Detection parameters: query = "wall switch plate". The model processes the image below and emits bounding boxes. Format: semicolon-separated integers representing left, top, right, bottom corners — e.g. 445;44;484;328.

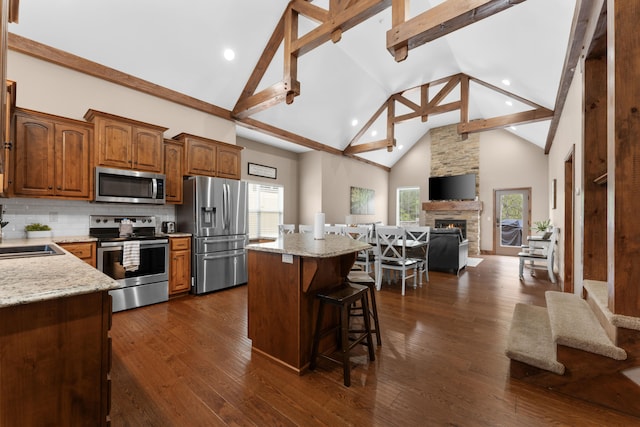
282;254;293;264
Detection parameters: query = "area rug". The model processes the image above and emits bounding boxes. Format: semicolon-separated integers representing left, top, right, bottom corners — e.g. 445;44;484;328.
466;257;483;267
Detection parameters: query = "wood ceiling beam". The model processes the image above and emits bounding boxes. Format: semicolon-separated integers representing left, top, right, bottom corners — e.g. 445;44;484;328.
8;0;18;23
343;139;393;154
233;79;301;120
457;107;553;134
392;93;421;113
394;101;460;123
8;33;233;120
428;74;461;108
544;0;605;153
291;0;392;56
387;0;527;62
236;12;285;103
238;117;343;154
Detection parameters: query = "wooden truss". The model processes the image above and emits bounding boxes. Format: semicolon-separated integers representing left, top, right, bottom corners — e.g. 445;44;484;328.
233;0;392;120
343;73;553;155
387;0;527;62
233;0;527;120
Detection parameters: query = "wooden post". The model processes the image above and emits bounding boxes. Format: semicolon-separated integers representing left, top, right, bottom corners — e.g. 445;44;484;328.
607;0;640;316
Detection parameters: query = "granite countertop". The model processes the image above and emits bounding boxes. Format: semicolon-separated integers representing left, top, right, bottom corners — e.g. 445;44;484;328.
246;233;370;258
0;238;120;308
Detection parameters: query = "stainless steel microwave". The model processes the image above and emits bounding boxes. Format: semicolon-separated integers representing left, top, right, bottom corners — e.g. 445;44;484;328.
94;167;166;204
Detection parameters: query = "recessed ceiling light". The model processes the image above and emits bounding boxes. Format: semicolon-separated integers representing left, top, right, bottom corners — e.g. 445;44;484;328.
510;126;517;131
502;79;511;86
371;130;378;137
351;119;358;127
223;48;235;61
397;145;404;150
505;100;513;106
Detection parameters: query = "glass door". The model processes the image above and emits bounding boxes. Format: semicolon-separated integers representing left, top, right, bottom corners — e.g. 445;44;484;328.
494;189;530;256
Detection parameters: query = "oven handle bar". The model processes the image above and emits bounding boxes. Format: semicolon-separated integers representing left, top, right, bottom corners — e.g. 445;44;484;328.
99;239;169;248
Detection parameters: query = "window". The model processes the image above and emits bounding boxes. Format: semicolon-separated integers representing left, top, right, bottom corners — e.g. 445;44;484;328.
248;182;284;239
397;186;420;226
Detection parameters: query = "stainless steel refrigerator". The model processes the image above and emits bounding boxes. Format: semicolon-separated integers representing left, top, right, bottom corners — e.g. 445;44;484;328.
176;176;248;294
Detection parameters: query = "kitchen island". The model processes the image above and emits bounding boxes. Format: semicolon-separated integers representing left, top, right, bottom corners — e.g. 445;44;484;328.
247;233;370;373
0;239;119;426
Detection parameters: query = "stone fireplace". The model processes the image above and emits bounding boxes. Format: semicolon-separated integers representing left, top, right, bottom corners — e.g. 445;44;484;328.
423;125;481;255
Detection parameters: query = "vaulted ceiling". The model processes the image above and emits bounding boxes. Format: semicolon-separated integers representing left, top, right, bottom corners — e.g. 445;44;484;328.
9;0;577;169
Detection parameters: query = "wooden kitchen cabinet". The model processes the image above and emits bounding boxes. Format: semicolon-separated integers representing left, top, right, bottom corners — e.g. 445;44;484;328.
169;236;191;295
0;80;15;196
0;291;112;426
85;109;167;173
13;108;92;199
174;132;243;180
59;241;97;268
163;139;184;204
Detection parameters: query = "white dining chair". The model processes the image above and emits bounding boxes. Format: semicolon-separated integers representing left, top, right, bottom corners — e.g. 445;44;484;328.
324;225;344;235
404;225;430;285
278;224;295;235
375;226;419;295
298;224;313;234
344;225;372;273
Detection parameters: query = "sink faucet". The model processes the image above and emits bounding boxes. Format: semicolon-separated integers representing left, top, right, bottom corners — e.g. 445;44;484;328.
0;204;7;243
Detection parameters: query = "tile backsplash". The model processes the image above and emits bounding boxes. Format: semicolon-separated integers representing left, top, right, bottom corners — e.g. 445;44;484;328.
0;198;176;239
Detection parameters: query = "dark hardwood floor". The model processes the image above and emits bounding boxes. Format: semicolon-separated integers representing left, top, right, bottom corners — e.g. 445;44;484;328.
110;256;640;426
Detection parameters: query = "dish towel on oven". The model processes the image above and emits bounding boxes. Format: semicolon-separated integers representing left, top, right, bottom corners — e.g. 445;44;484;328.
122;240;140;272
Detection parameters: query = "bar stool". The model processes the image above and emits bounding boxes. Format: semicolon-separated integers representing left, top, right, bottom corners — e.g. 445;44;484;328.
310;284;376;387
347;270;382;346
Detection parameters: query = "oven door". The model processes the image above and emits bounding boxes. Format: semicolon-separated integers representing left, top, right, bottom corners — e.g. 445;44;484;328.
97;239;169;287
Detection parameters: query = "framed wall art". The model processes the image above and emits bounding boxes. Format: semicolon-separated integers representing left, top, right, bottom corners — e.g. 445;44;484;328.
248;162;277;179
350;186;375;215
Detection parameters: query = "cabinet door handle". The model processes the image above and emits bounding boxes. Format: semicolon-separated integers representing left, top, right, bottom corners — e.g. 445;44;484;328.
57;186;61;190
48;186;53;190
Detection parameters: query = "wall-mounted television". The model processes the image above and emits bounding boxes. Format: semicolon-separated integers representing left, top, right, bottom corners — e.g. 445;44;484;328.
428;173;476;201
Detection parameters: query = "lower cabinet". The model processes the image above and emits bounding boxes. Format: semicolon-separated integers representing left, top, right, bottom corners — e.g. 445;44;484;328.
0;291;112;426
169;236;191;295
58;241;96;268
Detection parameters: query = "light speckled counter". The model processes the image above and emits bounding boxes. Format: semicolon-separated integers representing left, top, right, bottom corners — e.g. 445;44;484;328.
246;233;370;257
0;238;120;308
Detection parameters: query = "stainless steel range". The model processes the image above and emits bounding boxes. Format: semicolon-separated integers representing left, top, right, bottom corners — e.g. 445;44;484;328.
89;215;169;312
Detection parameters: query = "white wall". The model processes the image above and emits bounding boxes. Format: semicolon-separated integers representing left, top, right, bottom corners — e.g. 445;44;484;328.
548;68;584;293
388;131;432;225
389;127;549;252
478;129;549;252
238;136;299;225
320;152;389;225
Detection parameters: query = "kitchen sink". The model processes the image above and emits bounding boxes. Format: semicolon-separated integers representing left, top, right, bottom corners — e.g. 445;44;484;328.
0;244;65;260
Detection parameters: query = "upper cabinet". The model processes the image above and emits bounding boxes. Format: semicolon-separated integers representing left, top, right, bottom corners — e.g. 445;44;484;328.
84;109;167;173
13;108;92;199
163;139;184;204
0;80;16;196
173;133;243;180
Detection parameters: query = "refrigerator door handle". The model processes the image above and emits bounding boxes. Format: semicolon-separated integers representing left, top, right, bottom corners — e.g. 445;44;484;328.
222;183;228;230
201;236;246;244
202;250;245;261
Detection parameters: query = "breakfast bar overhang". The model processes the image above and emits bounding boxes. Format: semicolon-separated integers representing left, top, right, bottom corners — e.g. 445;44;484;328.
246;234;370;373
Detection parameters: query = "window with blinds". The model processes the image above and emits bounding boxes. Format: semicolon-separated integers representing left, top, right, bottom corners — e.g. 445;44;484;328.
397;186;420;226
248;182;284;239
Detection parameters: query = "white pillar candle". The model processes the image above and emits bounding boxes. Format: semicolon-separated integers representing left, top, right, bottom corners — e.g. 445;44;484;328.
314;212;325;240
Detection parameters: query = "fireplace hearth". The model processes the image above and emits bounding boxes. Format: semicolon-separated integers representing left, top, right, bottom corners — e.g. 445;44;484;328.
435;219;467;239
